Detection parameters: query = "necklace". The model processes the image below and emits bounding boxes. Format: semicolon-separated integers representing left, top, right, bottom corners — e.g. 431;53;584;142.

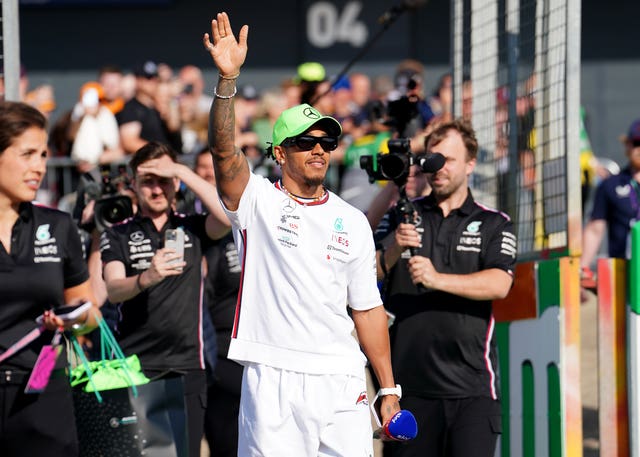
279;181;327;205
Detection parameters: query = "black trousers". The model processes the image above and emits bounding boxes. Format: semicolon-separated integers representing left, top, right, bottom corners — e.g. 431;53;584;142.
145;369;207;457
0;370;79;457
385;396;501;457
204;358;243;457
204;383;240;457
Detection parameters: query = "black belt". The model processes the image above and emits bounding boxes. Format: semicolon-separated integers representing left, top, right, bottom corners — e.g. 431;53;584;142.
0;368;67;385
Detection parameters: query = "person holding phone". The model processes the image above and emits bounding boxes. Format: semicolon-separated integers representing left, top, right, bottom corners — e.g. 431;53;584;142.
204;13;400;456
0;101;101;456
100;140;230;457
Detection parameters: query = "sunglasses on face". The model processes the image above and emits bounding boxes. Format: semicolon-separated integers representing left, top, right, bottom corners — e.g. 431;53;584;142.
282;135;338;152
632;139;640;148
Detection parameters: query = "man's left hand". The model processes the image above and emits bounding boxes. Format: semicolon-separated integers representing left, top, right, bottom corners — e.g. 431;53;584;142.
407;255;439;289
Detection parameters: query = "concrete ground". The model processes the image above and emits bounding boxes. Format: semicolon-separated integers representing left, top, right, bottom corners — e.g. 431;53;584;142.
582;290;600;457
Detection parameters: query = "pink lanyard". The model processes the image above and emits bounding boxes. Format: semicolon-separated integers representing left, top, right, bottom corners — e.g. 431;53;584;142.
0;326;46;365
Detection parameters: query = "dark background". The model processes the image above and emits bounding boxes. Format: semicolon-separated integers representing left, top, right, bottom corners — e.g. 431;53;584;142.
17;0;449;70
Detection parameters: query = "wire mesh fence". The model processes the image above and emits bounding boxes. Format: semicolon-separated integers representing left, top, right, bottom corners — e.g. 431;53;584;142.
451;0;581;261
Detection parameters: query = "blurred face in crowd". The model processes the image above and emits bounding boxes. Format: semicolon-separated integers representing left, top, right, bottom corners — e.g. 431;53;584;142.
427;129;475;200
0;127;48;206
627;140;640;171
99;71;123;102
405;165;430;199
136;75;159;100
349;73;371;108
194;152;216;186
134;160;178;216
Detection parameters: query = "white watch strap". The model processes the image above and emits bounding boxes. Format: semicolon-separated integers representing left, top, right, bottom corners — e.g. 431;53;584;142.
378;384;402;399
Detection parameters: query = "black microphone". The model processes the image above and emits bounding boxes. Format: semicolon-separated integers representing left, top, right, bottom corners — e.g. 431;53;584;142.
378;0;428;25
415;152;445;173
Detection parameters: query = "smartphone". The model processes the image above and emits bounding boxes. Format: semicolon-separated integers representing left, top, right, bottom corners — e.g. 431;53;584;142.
164;228;185;271
36;301;93;324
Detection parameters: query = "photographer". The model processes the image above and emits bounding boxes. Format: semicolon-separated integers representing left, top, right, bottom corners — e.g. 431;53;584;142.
373;119;516;457
72;165;137;337
388;60;436;148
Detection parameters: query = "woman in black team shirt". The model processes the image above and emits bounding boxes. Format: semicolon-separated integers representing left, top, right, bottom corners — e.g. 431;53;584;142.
0;101;101;457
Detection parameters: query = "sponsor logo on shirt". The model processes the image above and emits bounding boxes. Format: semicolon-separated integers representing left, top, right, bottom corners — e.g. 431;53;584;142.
333;218;344;231
500;232;517;258
326;217;351;262
130;231;145;242
457;221;482;253
33;224;61;263
466;221;482;233
36;224;51;241
277;198;300;248
616;184;631;198
127;231;154;260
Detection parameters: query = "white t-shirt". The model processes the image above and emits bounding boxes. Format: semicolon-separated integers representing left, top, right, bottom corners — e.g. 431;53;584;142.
223;173;382;378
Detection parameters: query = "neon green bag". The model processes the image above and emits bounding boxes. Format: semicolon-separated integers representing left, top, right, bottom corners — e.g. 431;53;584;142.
70;317;149;402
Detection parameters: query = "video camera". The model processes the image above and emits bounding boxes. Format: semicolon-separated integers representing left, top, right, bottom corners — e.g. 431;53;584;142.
360;138;445;185
77;164;134;233
359;84;444;243
359;80;444;187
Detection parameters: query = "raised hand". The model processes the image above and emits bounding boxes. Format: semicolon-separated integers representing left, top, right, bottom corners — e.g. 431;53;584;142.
202;12;249;78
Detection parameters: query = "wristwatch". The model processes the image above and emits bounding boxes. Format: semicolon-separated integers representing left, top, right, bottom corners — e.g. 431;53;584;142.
377;384;402;400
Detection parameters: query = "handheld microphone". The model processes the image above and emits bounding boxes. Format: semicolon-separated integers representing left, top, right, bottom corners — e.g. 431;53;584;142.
378;0;429;26
373;409;418;441
370;389;418;442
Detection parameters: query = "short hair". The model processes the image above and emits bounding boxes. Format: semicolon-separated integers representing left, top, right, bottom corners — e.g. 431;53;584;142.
425;118;478;160
0;101;47;153
129;141;178;176
98;65;123;77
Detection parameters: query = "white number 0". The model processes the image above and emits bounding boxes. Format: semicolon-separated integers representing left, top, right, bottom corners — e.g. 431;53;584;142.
307;1;368;48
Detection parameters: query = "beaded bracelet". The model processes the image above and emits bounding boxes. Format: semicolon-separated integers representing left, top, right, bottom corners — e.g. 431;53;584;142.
219;72;240;80
214;86;237;99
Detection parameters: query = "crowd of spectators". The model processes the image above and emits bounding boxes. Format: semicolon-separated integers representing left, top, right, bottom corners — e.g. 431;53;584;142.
3;59;457;214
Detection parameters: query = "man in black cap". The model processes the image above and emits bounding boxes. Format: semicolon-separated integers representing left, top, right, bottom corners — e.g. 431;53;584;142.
387;59;435;140
116;60;182;154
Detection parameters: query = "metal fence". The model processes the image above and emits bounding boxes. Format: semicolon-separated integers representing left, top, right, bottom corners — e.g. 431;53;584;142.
451;0;581;261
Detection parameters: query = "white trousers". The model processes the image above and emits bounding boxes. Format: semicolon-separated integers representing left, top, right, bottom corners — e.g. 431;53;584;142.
238;363;373;457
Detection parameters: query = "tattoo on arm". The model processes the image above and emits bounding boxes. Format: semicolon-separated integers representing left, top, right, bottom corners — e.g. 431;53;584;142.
215;146;246;182
209;79;247;182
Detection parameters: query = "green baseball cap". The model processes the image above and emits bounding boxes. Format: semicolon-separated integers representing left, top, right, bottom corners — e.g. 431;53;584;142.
296;62;326;82
272;104;342;147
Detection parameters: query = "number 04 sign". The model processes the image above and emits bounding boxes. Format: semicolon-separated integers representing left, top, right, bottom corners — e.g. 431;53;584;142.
307;1;368;48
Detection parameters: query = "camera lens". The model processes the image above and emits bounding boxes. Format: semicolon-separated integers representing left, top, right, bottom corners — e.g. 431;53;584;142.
103;200;128;224
94;196;133;232
379;154;410;181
